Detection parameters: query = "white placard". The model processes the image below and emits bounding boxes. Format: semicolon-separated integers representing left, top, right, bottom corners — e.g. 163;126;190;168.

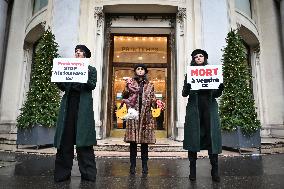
51;58;89;83
187;65;223;90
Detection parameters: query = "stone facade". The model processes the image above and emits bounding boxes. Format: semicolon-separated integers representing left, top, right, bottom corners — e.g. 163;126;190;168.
0;0;283;149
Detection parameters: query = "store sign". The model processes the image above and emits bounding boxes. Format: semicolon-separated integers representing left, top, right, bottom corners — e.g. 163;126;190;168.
51;58;89;83
187;65;223;90
121;47;159;52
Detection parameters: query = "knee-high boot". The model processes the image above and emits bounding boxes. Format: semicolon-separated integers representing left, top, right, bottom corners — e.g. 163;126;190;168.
129;142;137;174
141;144;148;174
188;151;197;181
209;154;220;182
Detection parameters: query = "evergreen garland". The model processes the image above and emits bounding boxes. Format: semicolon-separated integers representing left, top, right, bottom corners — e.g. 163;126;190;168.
17;29;60;129
219;30;261;135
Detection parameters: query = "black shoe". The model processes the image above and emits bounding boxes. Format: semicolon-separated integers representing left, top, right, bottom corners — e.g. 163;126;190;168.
130;164;136;174
211;175;220;182
211;168;220;182
142;162;148;174
54;175;71;182
209;154;220;182
189;174;196;181
81;176;96;182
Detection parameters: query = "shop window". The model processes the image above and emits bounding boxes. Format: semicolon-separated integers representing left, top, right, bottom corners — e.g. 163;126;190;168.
113;36;167;64
235;0;252;18
33;0;48;14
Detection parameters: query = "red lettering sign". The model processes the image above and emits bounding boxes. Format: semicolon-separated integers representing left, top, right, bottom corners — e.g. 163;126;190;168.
191;68;219;76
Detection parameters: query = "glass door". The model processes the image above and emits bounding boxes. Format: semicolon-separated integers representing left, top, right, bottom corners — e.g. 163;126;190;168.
109;35;169;138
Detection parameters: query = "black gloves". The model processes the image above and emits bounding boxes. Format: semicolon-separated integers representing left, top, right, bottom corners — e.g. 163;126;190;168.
71;83;83;92
186;83;191;90
218;83;224;91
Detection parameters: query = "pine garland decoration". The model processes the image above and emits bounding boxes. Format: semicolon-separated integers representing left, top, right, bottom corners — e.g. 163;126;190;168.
219;30;261;135
17;29;60;129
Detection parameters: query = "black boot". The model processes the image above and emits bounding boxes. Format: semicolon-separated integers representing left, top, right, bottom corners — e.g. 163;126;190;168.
188;151;197;181
189;160;196;181
129;142;137;174
209;154;220;182
141;144;148;174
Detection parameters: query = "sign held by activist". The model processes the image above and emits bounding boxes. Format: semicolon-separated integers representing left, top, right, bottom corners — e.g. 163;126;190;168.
51;58;89;83
187;65;223;90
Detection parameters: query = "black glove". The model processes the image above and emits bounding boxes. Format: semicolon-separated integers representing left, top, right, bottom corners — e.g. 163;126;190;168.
218;83;224;91
186;83;191;90
71;83;83;92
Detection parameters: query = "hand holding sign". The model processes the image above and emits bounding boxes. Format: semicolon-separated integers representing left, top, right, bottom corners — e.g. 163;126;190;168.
51;58;89;83
187;65;223;90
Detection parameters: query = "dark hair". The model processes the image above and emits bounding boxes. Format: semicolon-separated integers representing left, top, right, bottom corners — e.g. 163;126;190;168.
190;49;208;66
75;45;91;58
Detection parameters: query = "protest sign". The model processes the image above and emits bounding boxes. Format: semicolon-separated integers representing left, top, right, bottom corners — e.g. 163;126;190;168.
187;65;223;90
51;58;89;83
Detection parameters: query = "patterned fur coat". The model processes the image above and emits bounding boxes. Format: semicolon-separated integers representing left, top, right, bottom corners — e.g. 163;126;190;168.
124;77;157;144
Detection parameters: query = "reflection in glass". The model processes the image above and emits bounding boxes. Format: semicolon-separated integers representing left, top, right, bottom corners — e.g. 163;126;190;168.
112;68;167;131
33;0;48;14
113;36;167;63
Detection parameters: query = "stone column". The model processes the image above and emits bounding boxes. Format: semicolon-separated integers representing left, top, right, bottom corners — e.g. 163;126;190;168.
175;7;187;141
258;0;284;138
0;0;28;149
0;0;9;97
280;0;284;59
93;6;104;139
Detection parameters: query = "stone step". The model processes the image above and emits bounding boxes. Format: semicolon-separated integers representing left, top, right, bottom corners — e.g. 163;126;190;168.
94;144;185;152
95;137;185;152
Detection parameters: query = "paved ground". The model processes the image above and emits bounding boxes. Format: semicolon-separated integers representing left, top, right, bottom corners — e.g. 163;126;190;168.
0;151;284;189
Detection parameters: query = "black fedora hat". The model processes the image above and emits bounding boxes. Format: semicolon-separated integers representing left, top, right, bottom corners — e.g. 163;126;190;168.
191;49;208;59
134;63;148;74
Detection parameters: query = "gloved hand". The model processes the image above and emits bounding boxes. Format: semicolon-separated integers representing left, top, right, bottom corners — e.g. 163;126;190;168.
218;83;224;91
71;83;83;91
186;83;191;90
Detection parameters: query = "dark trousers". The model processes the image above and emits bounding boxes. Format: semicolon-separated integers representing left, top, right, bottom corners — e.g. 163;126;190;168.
198;91;212;149
130;142;148;163
54;93;96;181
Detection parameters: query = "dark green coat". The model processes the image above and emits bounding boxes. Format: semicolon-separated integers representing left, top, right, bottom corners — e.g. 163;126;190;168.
182;75;223;154
54;66;97;149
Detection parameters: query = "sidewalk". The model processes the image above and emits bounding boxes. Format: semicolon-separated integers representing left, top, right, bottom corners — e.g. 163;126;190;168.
1;152;284;189
1;137;284;158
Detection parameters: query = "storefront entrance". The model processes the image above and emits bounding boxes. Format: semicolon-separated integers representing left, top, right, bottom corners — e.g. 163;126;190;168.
108;34;170;138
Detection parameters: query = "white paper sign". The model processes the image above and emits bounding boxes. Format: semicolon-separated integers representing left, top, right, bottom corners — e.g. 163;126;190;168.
51;58;89;83
187;65;223;90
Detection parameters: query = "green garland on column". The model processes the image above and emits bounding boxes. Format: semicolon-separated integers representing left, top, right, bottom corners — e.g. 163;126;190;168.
17;29;60;129
219;30;261;135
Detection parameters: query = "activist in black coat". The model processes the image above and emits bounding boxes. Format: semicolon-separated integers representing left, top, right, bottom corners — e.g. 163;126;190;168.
54;45;97;182
182;49;224;182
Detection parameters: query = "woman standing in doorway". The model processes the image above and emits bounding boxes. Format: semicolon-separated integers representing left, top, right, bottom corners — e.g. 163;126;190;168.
122;63;157;175
182;49;224;182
